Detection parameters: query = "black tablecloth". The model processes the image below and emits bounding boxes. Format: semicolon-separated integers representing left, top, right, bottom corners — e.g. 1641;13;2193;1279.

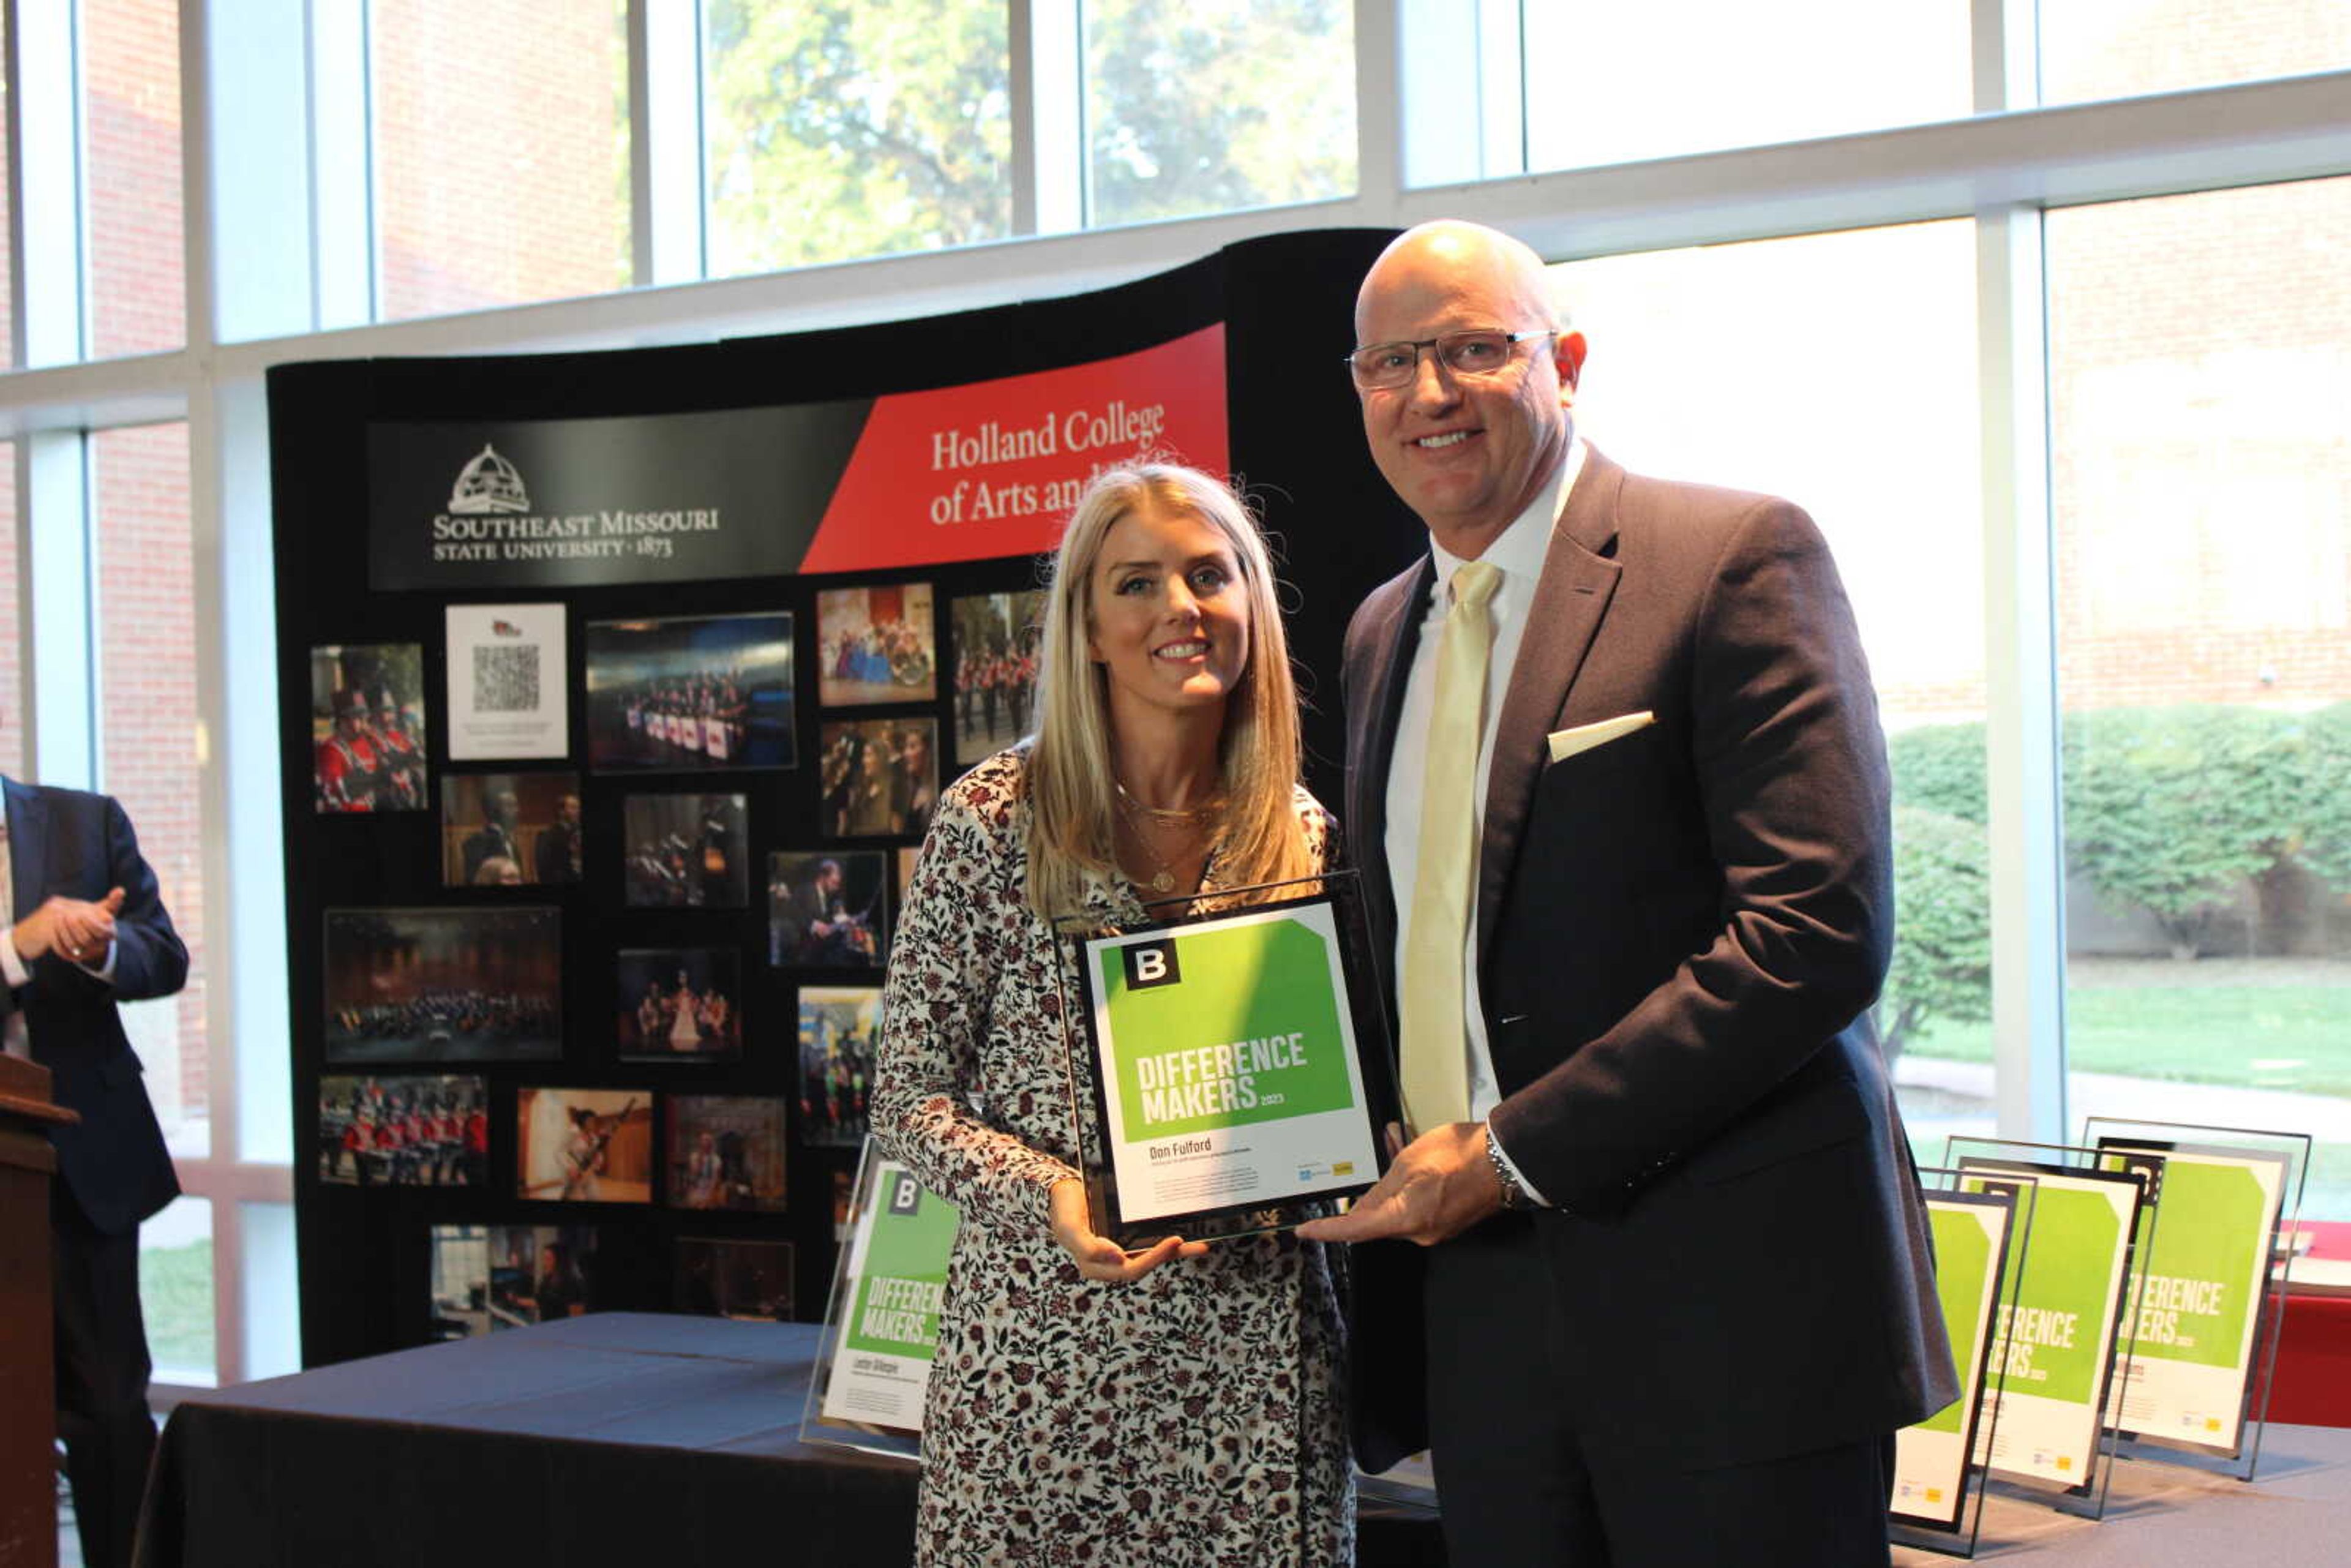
137;1313;1444;1568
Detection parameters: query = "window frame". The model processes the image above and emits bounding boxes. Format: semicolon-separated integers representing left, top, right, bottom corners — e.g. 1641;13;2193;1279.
0;0;2341;1395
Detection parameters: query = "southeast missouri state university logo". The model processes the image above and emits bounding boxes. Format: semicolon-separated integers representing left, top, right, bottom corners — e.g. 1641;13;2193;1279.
448;445;531;515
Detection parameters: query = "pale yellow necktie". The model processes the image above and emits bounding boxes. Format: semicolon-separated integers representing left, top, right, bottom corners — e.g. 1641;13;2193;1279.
1400;560;1500;1136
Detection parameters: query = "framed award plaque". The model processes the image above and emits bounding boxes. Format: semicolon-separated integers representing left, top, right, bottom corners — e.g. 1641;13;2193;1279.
1056;871;1395;1250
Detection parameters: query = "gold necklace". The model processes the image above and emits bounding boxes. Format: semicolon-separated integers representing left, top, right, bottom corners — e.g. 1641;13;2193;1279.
1114;786;1213;895
1114;778;1221;825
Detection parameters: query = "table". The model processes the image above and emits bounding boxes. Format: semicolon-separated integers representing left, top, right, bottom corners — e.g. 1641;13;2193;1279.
136;1313;1444;1568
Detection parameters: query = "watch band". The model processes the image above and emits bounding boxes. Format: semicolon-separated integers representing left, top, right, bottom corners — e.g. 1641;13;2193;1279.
1483;1125;1526;1210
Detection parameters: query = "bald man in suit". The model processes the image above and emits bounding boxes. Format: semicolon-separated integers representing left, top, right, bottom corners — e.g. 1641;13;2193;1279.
3;771;187;1568
1302;222;1952;1566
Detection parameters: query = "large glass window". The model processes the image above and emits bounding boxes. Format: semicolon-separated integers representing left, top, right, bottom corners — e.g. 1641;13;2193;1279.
371;0;633;320
702;0;1011;277
1523;1;1972;174
0;443;18;778
0;3;12;371
141;1194;215;1387
91;422;208;1161
1550;220;1988;1161
1081;0;1354;228
2049;176;2351;1217
2041;0;2351;107
83;0;186;358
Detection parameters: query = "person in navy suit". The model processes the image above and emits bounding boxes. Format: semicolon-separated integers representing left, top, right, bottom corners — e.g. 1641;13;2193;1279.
2;771;187;1568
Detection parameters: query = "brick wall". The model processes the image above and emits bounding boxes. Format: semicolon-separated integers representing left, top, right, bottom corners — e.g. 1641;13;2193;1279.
83;0;185;359
2043;0;2351;104
372;0;629;320
92;424;206;1132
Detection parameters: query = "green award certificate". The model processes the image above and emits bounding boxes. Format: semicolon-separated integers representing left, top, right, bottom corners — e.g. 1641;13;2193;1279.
1957;1157;2145;1488
810;1146;960;1442
1067;880;1385;1236
1892;1187;2017;1530
2097;1140;2287;1452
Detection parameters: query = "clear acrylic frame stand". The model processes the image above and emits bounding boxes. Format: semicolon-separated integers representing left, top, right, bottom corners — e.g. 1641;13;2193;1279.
2081;1117;2309;1485
1888;1166;2033;1559
1943;1136;2162;1524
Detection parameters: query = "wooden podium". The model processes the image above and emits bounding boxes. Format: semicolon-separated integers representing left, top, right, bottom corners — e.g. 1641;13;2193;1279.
0;1055;75;1568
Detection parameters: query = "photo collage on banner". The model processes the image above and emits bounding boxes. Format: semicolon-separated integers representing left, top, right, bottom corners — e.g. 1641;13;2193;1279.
293;321;1234;1360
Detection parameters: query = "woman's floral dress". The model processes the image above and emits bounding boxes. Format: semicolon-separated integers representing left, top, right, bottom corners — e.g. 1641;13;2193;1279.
873;747;1352;1567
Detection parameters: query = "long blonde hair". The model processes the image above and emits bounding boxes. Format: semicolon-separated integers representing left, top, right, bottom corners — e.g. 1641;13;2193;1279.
1024;463;1314;919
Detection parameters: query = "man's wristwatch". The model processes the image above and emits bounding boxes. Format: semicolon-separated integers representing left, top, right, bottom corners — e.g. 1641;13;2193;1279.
1483;1125;1528;1210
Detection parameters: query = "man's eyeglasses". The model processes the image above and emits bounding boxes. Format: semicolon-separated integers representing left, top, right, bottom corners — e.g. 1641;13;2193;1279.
1343;329;1555;391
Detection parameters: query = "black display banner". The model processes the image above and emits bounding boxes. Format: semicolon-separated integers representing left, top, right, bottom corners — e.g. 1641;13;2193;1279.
367;403;872;591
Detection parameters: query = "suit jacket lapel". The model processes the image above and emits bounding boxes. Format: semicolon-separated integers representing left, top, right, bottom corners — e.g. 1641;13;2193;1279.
1475;449;1625;977
1348;557;1434;987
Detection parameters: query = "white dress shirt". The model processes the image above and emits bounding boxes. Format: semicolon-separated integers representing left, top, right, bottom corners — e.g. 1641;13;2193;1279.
1383;438;1587;1199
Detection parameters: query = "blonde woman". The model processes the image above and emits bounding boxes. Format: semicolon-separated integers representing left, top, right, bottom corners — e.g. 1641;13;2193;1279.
874;463;1349;1566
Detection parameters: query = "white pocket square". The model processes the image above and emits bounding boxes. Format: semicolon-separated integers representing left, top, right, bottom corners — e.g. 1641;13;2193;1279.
1547;711;1655;763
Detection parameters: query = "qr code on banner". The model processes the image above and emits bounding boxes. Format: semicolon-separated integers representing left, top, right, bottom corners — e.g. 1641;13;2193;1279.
472;644;540;713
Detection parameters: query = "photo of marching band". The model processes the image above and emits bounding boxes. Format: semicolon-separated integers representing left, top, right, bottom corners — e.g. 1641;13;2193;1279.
312;642;429;812
796;985;882;1149
816;718;938;840
617;948;742;1062
324;907;563;1063
516;1088;656;1204
767;851;888;969
584;610;795;771
665;1095;789;1212
948;589;1044;763
816;582;937;707
438;771;583;887
318;1075;488;1187
622;792;750;908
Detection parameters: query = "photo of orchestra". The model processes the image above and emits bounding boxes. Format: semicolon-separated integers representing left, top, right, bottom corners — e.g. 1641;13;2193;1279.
324;907;563;1063
312;642;429;812
767;851;888;969
622;792;749;908
617;949;742;1062
675;1237;795;1322
948;589;1044;763
583;610;795;772
318;1074;487;1187
797;985;882;1149
516;1088;655;1204
665;1095;789;1212
438;771;583;887
427;1225;490;1340
487;1225;608;1329
816;718;938;840
816;581;937;707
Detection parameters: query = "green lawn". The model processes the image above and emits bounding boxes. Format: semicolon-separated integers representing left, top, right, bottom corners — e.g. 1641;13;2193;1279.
1908;983;2351;1098
140;1239;216;1379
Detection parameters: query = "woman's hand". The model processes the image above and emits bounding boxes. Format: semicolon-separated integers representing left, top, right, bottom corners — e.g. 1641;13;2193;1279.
1049;1178;1207;1282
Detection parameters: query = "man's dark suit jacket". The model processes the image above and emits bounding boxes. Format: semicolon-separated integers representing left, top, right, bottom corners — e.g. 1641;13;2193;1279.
1340;446;1955;1474
2;778;187;1236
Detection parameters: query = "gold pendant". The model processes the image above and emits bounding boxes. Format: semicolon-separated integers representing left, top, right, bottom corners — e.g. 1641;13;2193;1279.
1150;869;1175;893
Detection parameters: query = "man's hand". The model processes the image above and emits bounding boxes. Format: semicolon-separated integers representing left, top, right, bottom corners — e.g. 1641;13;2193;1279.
1295;1121;1505;1247
1049;1177;1209;1283
15;888;125;964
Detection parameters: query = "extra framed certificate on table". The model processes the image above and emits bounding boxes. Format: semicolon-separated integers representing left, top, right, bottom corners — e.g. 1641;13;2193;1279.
1057;873;1393;1247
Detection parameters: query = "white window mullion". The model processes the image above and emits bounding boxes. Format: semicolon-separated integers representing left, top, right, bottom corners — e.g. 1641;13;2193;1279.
15;0;86;367
1396;0;1517;190
634;0;707;285
1011;0;1083;236
24;430;96;787
1977;202;2068;1146
309;0;375;328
